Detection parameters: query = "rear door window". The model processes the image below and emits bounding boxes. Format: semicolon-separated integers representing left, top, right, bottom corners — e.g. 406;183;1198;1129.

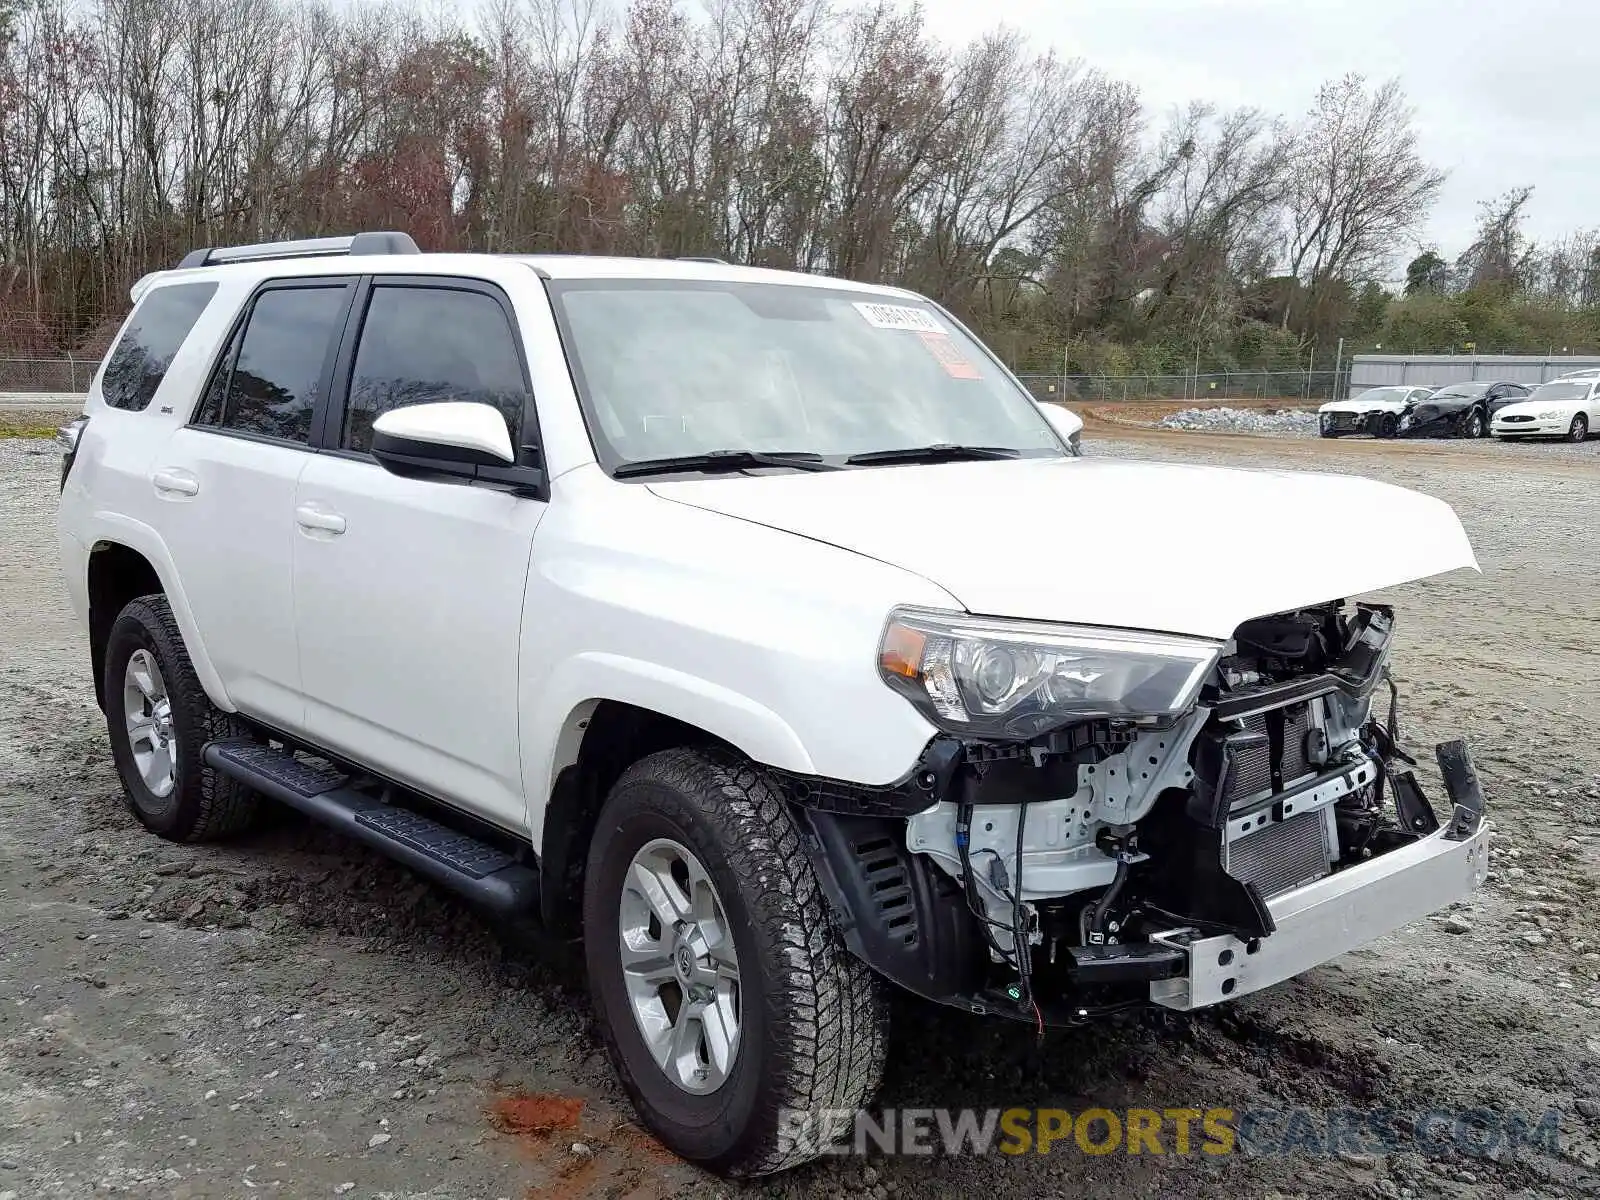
197;284;348;445
339;285;528;454
101;282;219;411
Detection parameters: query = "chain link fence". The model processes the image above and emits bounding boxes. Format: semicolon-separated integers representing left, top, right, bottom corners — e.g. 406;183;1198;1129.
0;356;103;394
1016;369;1348;405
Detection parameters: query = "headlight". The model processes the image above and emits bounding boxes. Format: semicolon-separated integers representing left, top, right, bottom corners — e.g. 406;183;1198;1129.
1537;410;1562;420
878;607;1221;737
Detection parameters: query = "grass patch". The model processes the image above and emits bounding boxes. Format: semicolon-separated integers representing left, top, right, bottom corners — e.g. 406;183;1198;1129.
0;412;65;439
0;423;61;440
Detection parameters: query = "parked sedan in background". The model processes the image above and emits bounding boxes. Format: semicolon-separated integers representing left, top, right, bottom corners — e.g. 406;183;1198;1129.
1397;380;1529;439
1492;372;1600;442
1318;385;1433;437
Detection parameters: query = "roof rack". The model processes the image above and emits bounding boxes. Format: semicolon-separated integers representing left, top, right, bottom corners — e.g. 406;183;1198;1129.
176;231;420;270
676;255;729;265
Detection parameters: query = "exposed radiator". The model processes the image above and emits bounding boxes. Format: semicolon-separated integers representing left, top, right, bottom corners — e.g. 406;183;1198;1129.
1225;808;1334;899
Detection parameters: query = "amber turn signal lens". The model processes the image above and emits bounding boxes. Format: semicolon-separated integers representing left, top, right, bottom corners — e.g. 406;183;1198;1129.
879;622;926;679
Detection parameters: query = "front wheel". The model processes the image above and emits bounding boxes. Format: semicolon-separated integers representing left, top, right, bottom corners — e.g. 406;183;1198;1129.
582;748;888;1176
1569;414;1589;443
1464;409;1486;439
1376;413;1399;438
104;594;260;841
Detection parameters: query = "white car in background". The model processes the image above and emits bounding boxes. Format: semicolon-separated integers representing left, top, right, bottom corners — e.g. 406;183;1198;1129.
1491;372;1600;442
1318;386;1434;439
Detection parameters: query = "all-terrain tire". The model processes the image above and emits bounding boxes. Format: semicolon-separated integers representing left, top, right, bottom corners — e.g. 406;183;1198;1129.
582;747;889;1177
1568;413;1589;443
104;594;260;842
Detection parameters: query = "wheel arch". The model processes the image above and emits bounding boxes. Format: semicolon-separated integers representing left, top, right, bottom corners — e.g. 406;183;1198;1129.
536;698;746;935
84;531;230;713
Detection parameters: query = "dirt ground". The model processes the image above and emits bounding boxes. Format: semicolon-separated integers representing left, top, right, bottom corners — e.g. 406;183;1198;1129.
3;424;1600;1200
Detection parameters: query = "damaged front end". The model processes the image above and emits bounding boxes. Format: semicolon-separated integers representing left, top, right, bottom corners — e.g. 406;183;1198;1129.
787;602;1490;1024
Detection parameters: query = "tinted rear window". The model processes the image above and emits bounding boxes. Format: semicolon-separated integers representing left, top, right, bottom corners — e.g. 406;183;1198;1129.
101;283;219;411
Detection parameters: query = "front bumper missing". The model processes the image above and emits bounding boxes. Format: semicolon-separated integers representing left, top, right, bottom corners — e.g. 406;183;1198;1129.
1148;801;1489;1011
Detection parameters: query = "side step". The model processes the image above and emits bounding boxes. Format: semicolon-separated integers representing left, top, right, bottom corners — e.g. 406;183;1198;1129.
202;739;539;917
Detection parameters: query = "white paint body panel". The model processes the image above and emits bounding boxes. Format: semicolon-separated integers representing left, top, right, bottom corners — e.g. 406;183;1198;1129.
1318;387;1431;417
648;457;1478;641
292;453;545;830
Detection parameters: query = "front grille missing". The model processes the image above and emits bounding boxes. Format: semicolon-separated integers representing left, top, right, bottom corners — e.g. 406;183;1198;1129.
1225;809;1333;898
1280;704;1315;785
1223;703;1318;807
1227;717;1273;800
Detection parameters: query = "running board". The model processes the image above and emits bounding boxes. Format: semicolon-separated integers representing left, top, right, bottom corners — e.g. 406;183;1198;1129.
202;739;539;916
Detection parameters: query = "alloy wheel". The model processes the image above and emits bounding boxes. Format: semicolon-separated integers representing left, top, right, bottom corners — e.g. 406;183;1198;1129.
123;649;177;797
617;837;742;1094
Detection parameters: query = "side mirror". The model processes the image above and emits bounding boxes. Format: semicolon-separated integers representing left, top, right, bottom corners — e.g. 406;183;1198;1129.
1039;402;1083;454
371;401;517;482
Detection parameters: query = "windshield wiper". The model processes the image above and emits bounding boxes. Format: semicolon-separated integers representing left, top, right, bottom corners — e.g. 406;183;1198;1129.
613;450;840;479
844;443;1022;466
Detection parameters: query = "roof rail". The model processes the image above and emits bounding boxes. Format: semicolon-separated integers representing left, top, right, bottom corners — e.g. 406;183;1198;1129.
176;231;420;270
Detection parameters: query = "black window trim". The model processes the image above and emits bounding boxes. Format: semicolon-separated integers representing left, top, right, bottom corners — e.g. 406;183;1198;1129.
315;274;547;499
186;276;359;452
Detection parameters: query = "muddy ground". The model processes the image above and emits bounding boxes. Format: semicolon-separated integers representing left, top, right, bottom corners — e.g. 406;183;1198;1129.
2;426;1599;1200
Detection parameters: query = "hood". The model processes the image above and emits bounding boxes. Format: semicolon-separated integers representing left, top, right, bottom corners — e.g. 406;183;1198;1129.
648;457;1479;641
1496;398;1580;417
1320;396;1410;415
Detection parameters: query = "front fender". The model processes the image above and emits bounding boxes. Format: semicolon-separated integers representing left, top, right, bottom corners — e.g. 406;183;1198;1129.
524;653;817;851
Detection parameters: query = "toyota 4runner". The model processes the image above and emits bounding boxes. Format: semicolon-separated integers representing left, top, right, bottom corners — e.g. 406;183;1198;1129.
56;232;1490;1176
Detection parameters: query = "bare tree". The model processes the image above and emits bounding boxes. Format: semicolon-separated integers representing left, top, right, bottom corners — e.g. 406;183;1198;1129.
1454;187;1536;292
1280;75;1445;324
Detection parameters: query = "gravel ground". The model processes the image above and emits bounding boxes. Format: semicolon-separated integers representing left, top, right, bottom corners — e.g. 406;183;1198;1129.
3;431;1600;1199
1155;405;1321;436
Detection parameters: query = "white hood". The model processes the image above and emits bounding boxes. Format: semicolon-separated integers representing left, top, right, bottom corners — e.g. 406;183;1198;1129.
649;457;1479;640
1320;395;1410;415
1495;398;1581;418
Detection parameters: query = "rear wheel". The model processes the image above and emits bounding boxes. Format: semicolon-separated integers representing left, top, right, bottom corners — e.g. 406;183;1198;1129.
582;748;888;1176
104;595;259;841
1568;414;1589;443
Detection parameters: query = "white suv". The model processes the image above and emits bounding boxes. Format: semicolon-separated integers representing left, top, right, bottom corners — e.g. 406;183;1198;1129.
56;233;1490;1176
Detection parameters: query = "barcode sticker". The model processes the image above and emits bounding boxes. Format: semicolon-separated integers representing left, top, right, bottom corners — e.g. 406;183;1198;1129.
852;302;946;333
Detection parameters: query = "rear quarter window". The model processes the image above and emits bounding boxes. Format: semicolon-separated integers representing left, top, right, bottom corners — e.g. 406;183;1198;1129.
100;282;219;411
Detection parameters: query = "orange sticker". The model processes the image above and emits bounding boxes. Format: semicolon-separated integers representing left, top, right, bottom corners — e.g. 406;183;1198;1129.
918;332;981;380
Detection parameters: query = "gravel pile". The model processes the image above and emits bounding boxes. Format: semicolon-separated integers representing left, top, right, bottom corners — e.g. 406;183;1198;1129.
1156;405;1319;436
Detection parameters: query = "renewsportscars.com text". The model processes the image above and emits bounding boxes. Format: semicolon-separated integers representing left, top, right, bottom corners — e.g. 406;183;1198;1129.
777;1106;1562;1159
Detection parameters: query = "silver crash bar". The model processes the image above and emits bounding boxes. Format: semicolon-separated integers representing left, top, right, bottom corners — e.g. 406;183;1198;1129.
1148;808;1490;1010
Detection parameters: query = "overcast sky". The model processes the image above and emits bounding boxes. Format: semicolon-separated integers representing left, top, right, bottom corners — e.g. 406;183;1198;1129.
917;0;1595;269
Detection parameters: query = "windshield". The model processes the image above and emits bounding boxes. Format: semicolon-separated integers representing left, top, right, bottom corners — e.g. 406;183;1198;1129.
545;279;1061;470
1528;381;1590;402
1427;384;1488;399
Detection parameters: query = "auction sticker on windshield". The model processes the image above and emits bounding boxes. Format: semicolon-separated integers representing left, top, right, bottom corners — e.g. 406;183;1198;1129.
853;302;946;333
918;331;982;379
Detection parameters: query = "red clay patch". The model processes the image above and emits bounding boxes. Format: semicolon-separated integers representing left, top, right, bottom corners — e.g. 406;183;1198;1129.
490;1093;586;1137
